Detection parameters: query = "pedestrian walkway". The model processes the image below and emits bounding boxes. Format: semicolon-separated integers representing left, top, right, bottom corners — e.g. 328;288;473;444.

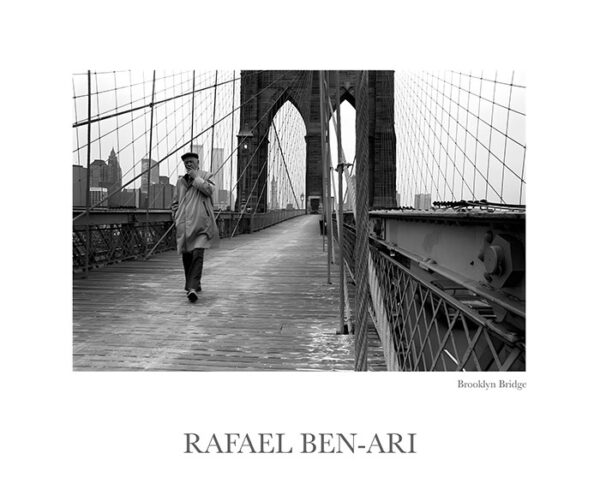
73;215;385;371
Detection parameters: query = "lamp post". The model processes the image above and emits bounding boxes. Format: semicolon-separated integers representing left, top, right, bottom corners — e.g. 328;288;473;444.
300;193;305;211
238;123;253;149
236;124;254;210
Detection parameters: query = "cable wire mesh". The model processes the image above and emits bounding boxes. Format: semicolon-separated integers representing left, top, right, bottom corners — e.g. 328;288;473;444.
395;70;526;208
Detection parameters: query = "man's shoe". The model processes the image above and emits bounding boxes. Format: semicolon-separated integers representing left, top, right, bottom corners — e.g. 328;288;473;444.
187;289;198;302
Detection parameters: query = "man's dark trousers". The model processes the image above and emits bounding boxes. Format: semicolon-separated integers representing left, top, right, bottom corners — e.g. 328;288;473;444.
182;248;204;291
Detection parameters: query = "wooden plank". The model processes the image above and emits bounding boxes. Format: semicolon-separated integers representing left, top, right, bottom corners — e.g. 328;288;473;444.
73;215;386;371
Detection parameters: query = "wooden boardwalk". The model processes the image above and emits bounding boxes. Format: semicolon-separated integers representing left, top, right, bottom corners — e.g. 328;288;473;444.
73;215;385;371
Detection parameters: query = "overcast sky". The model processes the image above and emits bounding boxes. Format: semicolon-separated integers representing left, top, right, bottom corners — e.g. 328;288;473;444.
73;70;525;208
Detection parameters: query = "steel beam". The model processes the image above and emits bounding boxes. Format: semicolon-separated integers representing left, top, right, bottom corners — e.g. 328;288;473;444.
368;209;525;331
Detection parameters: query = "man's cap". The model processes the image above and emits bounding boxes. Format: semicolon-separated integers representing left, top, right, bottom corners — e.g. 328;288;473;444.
181;152;199;161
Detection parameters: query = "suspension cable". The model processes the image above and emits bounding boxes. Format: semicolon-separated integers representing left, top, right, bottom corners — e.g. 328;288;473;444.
271;121;301;208
73;71;291;221
72;71;264;128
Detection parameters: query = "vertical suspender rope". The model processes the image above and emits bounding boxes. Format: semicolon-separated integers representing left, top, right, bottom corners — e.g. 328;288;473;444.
231;145;270;237
326;140;335;266
151;75;161;210
128;71;136;207
190;70;196;152
209;71;219;175
146;70;193;260
473;72;483;200
324;78;354;336
230;70;236;210
485;71;498;202
319;72;326;254
354;71;371;371
500;70;515;202
319;71;331;283
325;74;334;272
73;72;291;223
272;123;301;209
95;72;102;164
145;70;156;256
113;71;121;196
144;70;196;259
334;71;347;335
84;70;92;277
73;80;82;167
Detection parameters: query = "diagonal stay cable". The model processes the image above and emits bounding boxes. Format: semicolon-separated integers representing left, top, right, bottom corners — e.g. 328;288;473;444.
72;71;195;154
227;71;308;230
211;70;308;220
423;72;527;156
437;71;526;117
411;76;507;200
73;71;265;128
271;121;301;209
230;152;271;237
74;71;291;222
399;74;446;200
406;72;500;200
74;70;187;130
107;80;195;190
73;70;187;100
145;111;271;258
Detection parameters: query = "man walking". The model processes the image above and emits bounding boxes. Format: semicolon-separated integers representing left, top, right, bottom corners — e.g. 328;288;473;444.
171;151;220;302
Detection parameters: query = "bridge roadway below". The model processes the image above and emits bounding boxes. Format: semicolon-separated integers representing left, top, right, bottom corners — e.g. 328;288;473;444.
73;214;385;371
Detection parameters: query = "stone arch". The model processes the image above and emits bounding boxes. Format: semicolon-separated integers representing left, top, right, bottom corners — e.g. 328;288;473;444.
266;100;307;211
236;70;395;212
328;88;356;114
264;89;306;139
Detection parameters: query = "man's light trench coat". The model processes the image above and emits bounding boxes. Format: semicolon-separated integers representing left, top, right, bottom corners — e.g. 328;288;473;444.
171;170;220;254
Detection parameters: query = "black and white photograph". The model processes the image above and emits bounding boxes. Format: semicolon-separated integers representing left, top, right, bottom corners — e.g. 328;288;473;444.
3;1;599;494
72;69;526;372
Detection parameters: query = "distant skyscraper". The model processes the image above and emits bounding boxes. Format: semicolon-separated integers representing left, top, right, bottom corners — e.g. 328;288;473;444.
210;148;225;203
88;148;123;207
210;148;224;185
106;148;122;189
191;144;204;170
141;158;159;194
73;165;87;207
89;159;107;188
149;182;175;209
105;148;123;206
414;193;431;210
270;176;278;210
115;188;140;208
90;187;108;207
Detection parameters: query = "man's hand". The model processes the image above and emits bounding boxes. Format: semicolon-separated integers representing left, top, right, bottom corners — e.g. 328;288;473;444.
187;168;198;180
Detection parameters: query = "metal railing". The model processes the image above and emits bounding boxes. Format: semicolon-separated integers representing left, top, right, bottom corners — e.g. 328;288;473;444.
73;221;175;270
73;209;305;271
216;209;305;237
247;209;305;232
335;218;525;371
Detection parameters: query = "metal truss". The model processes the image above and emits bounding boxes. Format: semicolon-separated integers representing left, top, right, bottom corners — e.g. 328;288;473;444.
338;221;525;371
73;221;175;270
73;210;305;271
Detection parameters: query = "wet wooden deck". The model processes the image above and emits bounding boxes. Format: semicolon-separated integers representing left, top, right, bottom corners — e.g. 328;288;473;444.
73;215;385;371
